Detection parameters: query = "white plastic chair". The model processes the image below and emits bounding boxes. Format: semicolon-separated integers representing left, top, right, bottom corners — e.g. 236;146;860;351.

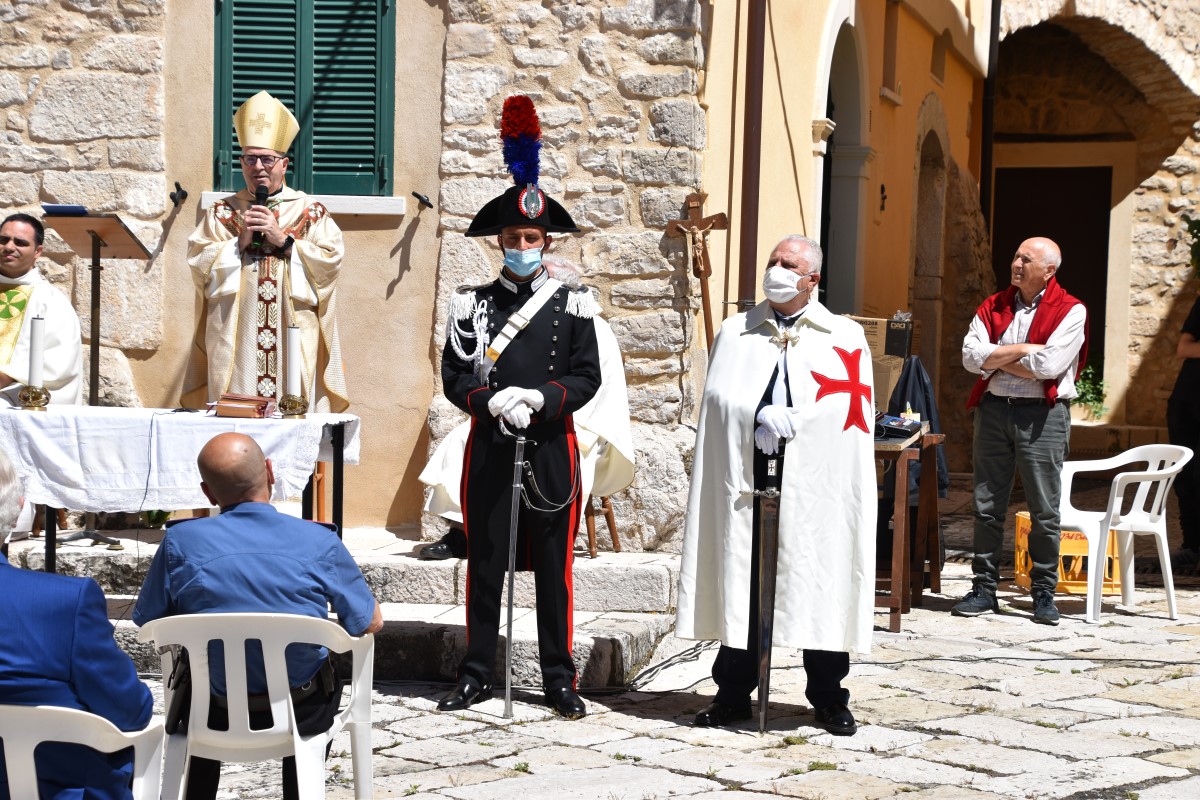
1058;444;1193;623
138;613;374;800
0;705;164;800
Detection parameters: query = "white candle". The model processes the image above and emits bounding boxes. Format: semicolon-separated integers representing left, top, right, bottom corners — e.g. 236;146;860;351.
286;325;301;397
28;315;44;388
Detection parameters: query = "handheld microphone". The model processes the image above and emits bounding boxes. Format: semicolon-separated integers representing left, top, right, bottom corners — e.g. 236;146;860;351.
252;186;268;248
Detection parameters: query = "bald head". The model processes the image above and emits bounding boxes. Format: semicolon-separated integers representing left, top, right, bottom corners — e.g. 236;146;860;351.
197;433;273;509
1010;237;1062;304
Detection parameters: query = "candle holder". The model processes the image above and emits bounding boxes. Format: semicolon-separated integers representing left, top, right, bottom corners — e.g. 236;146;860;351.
279;393;307;419
18;384;50;411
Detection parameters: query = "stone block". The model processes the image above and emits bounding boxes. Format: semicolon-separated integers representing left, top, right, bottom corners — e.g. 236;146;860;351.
610;276;689;309
543;127;580;148
0;143;67;172
443;63;508;125
539;104;583;127
0;171;36;205
623;355;685;378
578;35;612;77
439;176;510;218
577;146;622;178
513;2;549;25
590;111;640;143
551;2;596;31
572;76;611;101
619;69;697;99
513;47;567;68
573;194;626;229
610;310;688;356
446;22;495;59
442;127;498;153
51;49;71;69
108;138;163;170
43;171;165;218
361;558;458;605
648;99;705;148
609;422;693;549
601;0;702;34
0;72;23;106
448;0;492;23
81;34;161;73
540;151;568;178
0;44;50;67
439;149;504;176
7;111;26;131
74;253;162;350
621;148;700;186
29;73;161;142
43;14;91;42
638;186;690;228
82;345;143;407
583;232;684;276
638;32;701;65
1164;155;1198;176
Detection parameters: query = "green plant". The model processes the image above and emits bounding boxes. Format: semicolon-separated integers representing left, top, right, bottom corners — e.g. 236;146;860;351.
781;734;808;746
1182;215;1200;271
1074;364;1107;419
512;761;530;774
142;509;171;528
808;761;837;771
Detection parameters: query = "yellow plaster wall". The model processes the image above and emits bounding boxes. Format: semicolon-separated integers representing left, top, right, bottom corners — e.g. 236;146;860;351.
137;0;446;528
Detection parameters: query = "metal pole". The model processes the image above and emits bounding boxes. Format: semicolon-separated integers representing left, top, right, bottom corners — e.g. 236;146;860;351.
737;0;769;311
88;231;102;406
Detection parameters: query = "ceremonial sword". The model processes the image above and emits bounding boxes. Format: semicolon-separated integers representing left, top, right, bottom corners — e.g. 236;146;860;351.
753;442;785;734
500;420;525;719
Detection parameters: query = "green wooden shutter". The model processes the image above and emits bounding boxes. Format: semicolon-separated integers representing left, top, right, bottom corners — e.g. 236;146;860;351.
213;0;393;195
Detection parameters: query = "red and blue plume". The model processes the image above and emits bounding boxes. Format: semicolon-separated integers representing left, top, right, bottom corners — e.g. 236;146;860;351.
500;95;541;187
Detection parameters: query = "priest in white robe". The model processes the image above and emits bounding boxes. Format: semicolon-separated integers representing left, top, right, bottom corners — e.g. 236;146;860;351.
676;234;876;735
0;213;83;406
186;91;347;412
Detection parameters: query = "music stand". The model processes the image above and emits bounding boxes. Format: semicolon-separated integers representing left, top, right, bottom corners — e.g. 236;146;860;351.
41;212;150;553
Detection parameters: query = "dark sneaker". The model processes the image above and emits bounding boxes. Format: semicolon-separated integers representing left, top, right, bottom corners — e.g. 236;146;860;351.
951;587;999;617
1032;591;1060;626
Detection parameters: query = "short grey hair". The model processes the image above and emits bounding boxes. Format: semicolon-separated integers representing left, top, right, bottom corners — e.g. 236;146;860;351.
542;254;582;288
0;450;21;535
777;234;823;273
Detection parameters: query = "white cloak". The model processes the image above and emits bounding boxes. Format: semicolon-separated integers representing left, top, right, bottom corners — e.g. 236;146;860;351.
0;268;83;406
675;299;877;654
420;316;634;522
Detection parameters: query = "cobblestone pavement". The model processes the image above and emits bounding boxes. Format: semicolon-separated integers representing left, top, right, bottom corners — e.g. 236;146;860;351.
154;560;1200;800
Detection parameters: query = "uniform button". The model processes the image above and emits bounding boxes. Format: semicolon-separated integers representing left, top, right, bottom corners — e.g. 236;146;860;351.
554;306;560;312
552;335;558;342
554;292;561;299
489;323;495;330
553;320;559;327
487;295;493;301
550;350;556;357
490;381;497;388
548;366;555;372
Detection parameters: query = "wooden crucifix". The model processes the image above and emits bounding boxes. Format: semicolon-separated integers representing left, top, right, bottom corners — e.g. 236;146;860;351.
666;192;728;350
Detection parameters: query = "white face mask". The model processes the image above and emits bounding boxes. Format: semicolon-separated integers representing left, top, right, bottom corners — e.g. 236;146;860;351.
763;266;803;303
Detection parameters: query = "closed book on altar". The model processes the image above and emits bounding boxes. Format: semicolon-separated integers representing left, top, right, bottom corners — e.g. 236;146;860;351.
213;393;277;418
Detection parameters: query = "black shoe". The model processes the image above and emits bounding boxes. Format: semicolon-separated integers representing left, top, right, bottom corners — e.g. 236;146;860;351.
951;587;999;617
419;540;455;560
545;686;587;719
1032;590;1060;626
813;703;857;736
693;701;752;728
436;682;492;711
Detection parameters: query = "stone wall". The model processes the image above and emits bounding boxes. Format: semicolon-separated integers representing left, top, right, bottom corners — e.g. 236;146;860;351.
425;0;707;551
0;0;165;407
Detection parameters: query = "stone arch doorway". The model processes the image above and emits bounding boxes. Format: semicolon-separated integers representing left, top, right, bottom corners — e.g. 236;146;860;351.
818;21;869;314
910;94;950;393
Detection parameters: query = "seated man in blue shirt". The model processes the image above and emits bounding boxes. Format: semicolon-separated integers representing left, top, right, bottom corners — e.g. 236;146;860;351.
0;449;154;800
133;432;382;800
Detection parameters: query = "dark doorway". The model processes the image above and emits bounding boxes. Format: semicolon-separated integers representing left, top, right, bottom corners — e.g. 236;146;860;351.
992;166;1110;376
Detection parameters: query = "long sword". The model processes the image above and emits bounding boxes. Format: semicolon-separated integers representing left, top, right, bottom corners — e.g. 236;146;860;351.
501;421;525;719
757;443;785;734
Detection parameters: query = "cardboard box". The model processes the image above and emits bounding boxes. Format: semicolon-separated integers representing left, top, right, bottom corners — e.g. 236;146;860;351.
871;355;904;412
847;315;913;358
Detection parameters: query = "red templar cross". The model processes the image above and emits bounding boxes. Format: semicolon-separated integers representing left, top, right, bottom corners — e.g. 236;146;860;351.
811;347;872;433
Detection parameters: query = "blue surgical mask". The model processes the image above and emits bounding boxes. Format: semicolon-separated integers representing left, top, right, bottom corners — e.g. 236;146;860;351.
504;246;543;277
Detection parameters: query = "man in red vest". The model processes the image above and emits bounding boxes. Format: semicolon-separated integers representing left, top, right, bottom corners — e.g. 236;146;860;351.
956;237;1088;625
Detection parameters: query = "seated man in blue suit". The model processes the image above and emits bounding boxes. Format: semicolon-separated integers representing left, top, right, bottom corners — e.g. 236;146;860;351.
133;432;382;800
0;450;153;800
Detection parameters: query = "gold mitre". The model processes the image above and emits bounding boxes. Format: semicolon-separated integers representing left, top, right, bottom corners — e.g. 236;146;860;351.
234;91;300;153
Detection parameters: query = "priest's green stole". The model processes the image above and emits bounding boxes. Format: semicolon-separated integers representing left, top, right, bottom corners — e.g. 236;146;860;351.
0;285;33;366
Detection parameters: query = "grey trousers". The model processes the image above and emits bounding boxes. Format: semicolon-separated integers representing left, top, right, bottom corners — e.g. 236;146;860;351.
971;396;1071;593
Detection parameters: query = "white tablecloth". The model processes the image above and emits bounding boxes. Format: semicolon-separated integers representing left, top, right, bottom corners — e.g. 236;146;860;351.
0;406;360;512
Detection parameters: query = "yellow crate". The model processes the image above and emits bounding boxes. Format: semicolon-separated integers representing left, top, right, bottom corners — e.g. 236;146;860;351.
1014;510;1121;596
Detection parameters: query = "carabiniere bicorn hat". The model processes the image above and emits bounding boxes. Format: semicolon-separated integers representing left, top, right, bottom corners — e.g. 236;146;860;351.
465;95;580;237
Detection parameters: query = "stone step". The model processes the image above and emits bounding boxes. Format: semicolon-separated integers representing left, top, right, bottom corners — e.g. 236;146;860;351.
107;597;674;689
15;536;679;614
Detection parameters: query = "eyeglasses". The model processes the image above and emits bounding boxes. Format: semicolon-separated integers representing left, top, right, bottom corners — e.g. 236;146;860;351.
0;236;33;247
240;154;284;168
768;260;817;279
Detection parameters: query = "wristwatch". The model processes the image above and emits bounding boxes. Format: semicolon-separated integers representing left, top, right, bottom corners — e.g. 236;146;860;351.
279;235;295;255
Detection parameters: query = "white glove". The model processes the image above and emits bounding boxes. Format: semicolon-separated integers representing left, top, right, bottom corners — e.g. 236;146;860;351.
756;405;796;439
488;387;522;417
754;425;780;456
502;402;533;429
502;388;544;414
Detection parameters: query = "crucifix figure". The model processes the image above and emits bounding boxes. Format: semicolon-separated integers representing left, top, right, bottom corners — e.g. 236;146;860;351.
667;192;728;350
